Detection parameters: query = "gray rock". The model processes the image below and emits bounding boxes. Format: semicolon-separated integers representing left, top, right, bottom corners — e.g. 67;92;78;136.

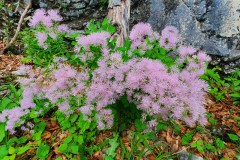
72;2;86;9
144;0;240;73
177;150;204;160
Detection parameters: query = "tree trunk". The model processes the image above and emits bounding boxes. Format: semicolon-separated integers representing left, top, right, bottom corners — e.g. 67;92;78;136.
108;0;131;46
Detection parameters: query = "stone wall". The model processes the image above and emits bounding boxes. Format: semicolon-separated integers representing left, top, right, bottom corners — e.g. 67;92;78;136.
32;0;108;29
27;0;240;73
146;0;240;73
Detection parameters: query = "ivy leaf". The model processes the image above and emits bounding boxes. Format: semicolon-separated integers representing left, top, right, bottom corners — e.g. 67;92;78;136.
36;144;50;159
228;134;239;141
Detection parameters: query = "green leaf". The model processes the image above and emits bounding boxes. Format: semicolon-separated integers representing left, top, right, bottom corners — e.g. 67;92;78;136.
36;144;50;159
70;144;79;154
204;144;215;152
228;134;239;141
105;133;119;158
191;140;204;153
236;153;240;160
156;121;168;131
173;124;181;134
70;114;78;123
134;119;146;132
182;131;194;145
209;117;217;126
0;98;12;111
17;145;31;155
215;138;225;149
8;147;15;154
58;143;68;153
0;145;9;158
0;123;6;143
77;135;84;145
17;136;28;144
230;93;240;98
63;135;73;144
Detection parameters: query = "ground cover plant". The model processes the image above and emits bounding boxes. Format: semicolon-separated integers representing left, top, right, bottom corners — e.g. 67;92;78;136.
0;8;239;160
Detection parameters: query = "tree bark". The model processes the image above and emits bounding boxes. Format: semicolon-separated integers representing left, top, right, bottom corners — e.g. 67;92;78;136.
108;0;131;46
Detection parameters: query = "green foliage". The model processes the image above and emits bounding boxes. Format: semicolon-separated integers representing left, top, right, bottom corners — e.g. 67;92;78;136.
181;131;194;145
36;143;50;159
85;18;116;35
105;133;119;159
225;70;240;104
156;121;168;131
200;67;226;101
56;110;98;159
215;138;225;149
109;95;143;131
20;27;71;67
227;134;239;142
201;67;240;104
191;140;204;153
0;84;22;111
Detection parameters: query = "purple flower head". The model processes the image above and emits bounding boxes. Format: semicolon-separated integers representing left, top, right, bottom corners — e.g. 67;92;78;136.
160;26;179;49
76;31;110;50
49;32;57;39
29;9;46;27
130;23;152;41
47;9;63;22
36;32;48;49
178;46;196;56
57;24;69;33
29;9;63;28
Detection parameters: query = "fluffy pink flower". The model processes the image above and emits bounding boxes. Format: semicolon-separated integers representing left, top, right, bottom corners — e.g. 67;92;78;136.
29;9;46;27
57;24;69;32
130;23;152;41
178;46;196;56
76;32;110;50
160;26;179;49
36;32;48;49
29;9;63;28
47;9;63;22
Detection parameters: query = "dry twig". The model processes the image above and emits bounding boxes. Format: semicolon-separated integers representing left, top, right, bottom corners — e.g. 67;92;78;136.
1;0;32;54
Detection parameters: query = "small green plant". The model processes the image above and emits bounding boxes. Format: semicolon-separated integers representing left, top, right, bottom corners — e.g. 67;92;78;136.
225;70;240;104
105;133;119;159
200;67;226;101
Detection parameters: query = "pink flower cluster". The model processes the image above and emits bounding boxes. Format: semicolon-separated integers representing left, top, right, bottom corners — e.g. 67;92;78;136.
160;26;180;49
1;22;212;133
28;9;69;49
75;32;111;51
29;9;62;28
85;49;210;129
0;60;89;133
129;23;160;50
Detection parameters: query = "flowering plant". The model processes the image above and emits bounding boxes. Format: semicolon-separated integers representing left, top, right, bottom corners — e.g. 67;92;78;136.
20;9;71;66
1;9;211;134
